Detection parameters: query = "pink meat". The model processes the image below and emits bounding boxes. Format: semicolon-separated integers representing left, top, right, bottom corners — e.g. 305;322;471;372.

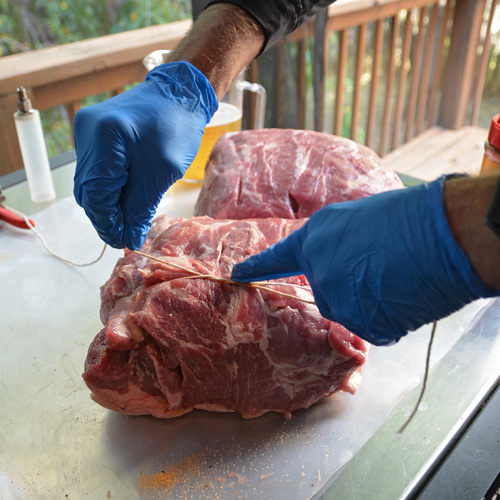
194;129;403;219
84;215;368;419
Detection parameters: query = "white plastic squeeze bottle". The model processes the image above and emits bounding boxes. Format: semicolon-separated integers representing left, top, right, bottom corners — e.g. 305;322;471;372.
13;87;56;202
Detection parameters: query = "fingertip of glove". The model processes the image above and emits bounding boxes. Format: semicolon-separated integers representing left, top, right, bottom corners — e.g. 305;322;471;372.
231;261;255;283
123;226;148;251
92;223;124;249
333;313;402;346
357;331;400;346
73;184;82;207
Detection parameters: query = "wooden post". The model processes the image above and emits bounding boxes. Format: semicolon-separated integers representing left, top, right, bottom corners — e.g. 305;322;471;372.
427;0;452;128
243;60;259;129
351;23;367;142
297;40;307;130
438;0;487;129
334;29;348;136
470;0;498;125
366;19;384;150
379;16;399;155
271;41;284;129
313;9;328;132
0;91;25;176
65;100;81;145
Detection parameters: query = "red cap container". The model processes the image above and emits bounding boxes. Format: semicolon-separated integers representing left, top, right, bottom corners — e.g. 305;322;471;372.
487;113;500;149
482;113;500;172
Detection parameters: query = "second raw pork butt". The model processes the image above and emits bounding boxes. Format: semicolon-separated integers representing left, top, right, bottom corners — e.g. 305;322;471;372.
195;129;404;219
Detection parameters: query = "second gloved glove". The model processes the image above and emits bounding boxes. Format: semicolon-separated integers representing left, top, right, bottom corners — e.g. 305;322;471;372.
231;177;499;345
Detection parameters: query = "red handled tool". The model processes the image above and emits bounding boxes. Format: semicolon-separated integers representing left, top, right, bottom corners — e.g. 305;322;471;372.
0;185;35;229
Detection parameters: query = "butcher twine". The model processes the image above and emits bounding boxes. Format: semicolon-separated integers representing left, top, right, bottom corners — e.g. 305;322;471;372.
132;249;316;305
397;321;437;434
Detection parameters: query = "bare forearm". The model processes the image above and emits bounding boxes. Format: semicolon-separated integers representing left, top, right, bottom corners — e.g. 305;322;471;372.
166;4;265;99
444;173;500;289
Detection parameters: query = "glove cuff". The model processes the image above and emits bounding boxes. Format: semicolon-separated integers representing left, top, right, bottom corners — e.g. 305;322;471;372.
146;61;219;123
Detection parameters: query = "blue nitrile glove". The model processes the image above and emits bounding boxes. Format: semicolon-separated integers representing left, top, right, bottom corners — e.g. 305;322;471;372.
231;176;500;345
73;61;218;249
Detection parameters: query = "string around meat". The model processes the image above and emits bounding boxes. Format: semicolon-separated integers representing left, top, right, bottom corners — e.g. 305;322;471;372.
131;249;316;305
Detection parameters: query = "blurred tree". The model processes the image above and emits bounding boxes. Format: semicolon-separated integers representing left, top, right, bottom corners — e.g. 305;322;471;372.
1;0;191;56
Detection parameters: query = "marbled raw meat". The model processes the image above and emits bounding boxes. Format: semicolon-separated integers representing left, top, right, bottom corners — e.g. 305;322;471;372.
83;215;368;419
195;128;403;219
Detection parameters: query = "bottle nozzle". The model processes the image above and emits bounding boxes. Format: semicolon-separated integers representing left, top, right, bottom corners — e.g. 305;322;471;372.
16;86;33;113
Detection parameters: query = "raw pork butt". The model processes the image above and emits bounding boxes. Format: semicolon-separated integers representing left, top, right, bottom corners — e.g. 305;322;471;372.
195;128;404;219
83;215;368;419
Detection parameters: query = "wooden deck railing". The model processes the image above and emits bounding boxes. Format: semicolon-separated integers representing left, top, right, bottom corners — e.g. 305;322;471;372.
263;0;496;154
0;0;497;177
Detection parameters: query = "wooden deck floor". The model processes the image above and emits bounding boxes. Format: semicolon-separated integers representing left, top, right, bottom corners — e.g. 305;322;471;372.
383;126;487;181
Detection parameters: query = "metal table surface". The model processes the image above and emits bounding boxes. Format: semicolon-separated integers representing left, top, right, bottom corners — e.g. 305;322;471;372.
1;162;499;500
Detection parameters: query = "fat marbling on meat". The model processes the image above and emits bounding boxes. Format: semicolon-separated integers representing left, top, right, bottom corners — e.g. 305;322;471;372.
83;215;368;419
195;128;404;219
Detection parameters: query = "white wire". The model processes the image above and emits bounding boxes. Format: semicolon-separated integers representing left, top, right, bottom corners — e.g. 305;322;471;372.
4;204;107;267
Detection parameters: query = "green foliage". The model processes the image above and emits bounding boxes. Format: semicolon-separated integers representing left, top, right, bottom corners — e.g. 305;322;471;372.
1;0;191;56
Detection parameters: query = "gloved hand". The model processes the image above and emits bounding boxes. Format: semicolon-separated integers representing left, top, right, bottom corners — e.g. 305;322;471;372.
73;61;218;249
231;176;500;345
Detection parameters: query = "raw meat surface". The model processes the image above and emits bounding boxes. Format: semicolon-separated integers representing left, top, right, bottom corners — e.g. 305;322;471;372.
84;215;368;419
194;128;404;219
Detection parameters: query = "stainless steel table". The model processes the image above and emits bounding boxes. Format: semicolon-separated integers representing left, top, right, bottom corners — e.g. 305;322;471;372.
1;161;499;500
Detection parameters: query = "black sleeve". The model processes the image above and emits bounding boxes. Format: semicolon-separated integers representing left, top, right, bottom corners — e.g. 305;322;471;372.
205;0;336;50
486;178;500;238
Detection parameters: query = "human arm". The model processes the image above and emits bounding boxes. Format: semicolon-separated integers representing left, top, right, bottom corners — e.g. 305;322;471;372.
444;173;500;289
231;174;500;345
165;3;265;99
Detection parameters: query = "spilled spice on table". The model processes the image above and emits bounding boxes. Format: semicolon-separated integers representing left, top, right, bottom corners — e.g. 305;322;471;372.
138;447;246;499
138;454;202;492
